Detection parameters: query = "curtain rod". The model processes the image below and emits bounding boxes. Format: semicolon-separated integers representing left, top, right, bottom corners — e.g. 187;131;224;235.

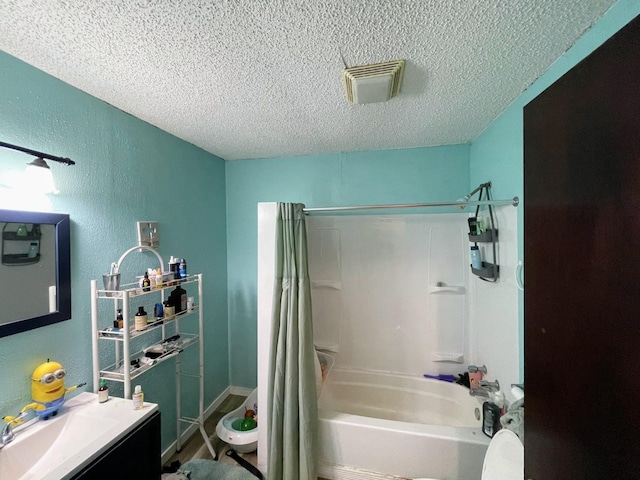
0;141;75;166
303;197;519;213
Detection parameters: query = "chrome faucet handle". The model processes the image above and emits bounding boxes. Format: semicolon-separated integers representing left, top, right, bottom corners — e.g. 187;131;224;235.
479;379;500;391
1;420;15;448
468;364;488;374
469;388;490;398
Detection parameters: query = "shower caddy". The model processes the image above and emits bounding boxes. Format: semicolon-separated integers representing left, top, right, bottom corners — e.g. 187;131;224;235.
90;246;216;459
468;183;499;281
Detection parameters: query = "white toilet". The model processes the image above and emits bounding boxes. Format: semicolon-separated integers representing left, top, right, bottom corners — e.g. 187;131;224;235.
415;428;523;480
215;388;259;453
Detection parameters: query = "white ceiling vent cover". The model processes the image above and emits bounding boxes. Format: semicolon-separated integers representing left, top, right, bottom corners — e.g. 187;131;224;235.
343;60;405;104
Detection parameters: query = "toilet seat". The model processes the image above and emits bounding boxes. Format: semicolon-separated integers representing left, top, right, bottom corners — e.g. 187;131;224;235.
481;429;523;480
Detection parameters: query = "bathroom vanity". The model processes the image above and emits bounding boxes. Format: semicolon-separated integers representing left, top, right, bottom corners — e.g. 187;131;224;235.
0;392;160;480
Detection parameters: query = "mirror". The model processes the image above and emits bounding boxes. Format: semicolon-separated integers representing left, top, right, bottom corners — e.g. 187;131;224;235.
0;210;71;337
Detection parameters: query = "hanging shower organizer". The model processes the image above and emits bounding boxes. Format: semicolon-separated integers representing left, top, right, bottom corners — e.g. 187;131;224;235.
90;246;216;460
468;183;500;281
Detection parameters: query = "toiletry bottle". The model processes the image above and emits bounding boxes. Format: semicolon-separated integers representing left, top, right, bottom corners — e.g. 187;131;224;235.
155;268;163;289
98;379;109;403
154;302;164;320
135;306;148;331
470;246;482;269
132;385;144;410
482;401;501;438
116;309;124;329
142;272;151;292
468;217;478;235
170;285;187;313
170;256;180;280
164;299;175;320
179;258;187;279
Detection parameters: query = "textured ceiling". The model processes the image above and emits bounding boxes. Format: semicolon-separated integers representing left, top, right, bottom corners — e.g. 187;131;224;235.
0;1;616;160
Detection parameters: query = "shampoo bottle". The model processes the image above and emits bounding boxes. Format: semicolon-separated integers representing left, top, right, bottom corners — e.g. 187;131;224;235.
470;246;482;269
135;306;148;331
170;285;187;313
132;385;144;410
179;258;187;279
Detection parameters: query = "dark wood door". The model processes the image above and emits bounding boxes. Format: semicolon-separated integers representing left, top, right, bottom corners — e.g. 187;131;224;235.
524;14;640;480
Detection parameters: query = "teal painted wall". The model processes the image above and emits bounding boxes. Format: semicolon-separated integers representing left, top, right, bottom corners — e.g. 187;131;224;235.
226;145;470;387
470;0;640;380
0;52;229;452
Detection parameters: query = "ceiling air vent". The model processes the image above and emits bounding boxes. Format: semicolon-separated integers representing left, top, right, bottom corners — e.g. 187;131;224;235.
342;60;405;104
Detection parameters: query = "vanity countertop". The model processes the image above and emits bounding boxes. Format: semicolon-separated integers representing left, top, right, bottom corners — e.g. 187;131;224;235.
0;391;158;480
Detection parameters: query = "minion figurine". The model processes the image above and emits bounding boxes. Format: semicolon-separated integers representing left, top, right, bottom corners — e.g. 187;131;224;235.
21;360;85;420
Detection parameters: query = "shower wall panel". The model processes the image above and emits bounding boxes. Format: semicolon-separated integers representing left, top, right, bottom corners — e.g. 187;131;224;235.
307;213;469;377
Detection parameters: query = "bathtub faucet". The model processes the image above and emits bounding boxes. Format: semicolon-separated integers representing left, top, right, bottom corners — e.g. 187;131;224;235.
469;388;490;398
468;364;487;374
479;379;500;391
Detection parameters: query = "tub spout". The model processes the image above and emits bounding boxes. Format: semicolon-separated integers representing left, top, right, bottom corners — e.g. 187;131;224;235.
469;388;490;398
478;379;500;391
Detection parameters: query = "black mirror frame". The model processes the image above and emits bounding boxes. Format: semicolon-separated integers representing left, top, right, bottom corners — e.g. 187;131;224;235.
0;210;71;337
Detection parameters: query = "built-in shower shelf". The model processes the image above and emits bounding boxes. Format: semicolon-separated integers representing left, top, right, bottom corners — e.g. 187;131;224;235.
432;352;464;363
428;284;465;295
311;280;342;290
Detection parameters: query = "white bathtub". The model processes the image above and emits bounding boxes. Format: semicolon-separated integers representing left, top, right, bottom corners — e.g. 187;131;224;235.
317;368;491;480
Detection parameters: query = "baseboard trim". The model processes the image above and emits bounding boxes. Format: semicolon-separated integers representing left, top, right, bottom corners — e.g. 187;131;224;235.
230;385;255;396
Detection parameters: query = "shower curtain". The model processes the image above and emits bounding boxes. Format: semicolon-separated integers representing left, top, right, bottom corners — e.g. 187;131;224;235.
267;203;318;480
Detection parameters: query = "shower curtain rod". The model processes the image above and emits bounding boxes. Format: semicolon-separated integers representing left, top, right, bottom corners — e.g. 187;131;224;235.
303;197;519;213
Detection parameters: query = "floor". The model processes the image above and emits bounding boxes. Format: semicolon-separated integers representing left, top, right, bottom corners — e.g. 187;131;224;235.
164;394;258;471
164;393;329;479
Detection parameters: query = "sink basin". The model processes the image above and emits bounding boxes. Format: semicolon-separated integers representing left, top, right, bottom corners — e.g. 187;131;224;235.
0;392;157;480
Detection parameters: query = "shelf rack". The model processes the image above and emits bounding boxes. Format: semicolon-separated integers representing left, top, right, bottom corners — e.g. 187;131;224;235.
90;248;215;459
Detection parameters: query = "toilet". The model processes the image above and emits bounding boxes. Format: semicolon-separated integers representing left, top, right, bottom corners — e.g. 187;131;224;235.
215;388;259;453
414;428;523;480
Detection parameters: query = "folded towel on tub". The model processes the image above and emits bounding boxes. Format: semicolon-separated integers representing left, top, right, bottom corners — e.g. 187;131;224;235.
500;397;524;441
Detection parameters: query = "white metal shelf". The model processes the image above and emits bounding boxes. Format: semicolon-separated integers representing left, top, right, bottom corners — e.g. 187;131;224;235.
91;254;215;459
99;333;198;382
97;307;199;340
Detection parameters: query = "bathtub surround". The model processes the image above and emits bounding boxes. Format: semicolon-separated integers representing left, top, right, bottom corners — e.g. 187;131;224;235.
268;203;317;480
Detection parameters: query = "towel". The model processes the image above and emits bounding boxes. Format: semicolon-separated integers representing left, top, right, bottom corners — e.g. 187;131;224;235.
500;397;524;441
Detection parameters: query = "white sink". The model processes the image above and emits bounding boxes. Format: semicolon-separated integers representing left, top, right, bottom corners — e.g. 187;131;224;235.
0;392;157;480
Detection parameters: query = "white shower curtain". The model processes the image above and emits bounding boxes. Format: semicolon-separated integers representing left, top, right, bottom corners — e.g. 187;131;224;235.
267;203;318;480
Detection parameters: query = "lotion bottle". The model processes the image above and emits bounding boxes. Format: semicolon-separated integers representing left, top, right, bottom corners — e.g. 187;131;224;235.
132;385;144;410
135;306;148;331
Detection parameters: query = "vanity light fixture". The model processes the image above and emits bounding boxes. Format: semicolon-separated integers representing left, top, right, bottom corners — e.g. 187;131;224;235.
0;141;75;194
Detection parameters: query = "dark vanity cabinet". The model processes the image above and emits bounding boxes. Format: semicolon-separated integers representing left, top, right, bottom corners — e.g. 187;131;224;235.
72;410;161;479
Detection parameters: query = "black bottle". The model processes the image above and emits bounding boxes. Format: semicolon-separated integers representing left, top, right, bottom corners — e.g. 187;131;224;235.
482;401;501;438
170;285;187;313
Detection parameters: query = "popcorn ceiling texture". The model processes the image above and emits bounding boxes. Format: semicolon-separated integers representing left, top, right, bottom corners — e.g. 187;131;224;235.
0;0;615;160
